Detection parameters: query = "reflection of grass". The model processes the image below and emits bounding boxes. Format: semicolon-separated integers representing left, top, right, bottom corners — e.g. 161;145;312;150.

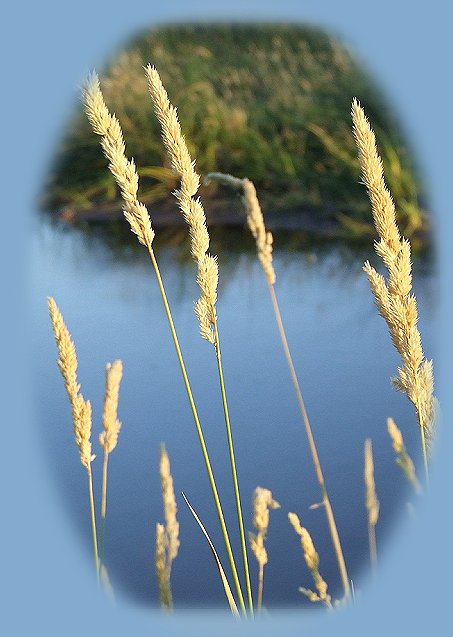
43;24;426;237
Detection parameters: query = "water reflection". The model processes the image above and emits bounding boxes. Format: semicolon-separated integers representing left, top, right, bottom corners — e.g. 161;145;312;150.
33;214;437;608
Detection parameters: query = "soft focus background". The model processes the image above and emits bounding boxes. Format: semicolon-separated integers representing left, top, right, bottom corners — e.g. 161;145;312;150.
44;24;427;240
34;20;438;610
4;1;452;636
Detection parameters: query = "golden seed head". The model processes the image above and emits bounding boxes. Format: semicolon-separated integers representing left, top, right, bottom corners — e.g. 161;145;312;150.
146;66;195;185
351;99;400;252
252;486;280;533
196;254;219;311
250;487;280;568
159;445;180;563
47;297;94;469
155;446;179;609
99;360;123;454
249;532;268;567
243;179;276;285
300;527;319;573
155;522;172;609
387;417;403;454
146;65;219;342
289;512;330;605
288;512;319;571
83;72;154;248
364;439;380;527
299;587;322;603
194;297;215;344
387;418;420;491
352;98;435;446
203;172;276;285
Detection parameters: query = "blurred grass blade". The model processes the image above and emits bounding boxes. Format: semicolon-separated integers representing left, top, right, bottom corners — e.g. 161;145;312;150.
100;563;115;602
182;493;240;617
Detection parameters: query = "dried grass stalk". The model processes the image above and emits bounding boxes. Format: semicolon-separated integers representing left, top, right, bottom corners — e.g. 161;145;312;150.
99;360;123;567
387;417;420;492
364;439;379;567
47;297;99;575
47;297;94;469
83;73;155;248
352;99;436;478
249;487;280;609
155;445;179;610
205;170;350;600
146;65;218;344
288;512;332;608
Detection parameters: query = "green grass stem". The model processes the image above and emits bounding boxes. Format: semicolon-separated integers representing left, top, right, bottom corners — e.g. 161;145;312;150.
416;397;430;487
87;465;100;582
147;243;246;614
99;451;109;568
213;317;254;615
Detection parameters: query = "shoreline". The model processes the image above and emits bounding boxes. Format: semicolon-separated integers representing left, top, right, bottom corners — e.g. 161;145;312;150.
55;196;370;241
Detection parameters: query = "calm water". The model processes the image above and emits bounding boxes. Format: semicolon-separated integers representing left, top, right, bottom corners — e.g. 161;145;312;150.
32;214;437;610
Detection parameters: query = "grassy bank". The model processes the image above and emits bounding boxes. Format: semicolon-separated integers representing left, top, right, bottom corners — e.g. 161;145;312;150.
43;23;427;238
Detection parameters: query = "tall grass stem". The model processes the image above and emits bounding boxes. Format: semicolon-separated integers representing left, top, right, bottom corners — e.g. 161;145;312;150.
99;451;109;567
416;397;429;487
268;282;350;598
87;466;100;581
147;245;246;614
213;317;254;615
257;564;264;611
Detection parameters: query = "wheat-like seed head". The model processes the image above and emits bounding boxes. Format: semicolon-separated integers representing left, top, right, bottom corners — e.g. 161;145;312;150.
155;522;172;609
83;72;155;248
242;179;276;285
387;418;420;490
204;172;276;285
249;533;267;568
146;67;197;193
387;417;404;454
288;513;319;572
159;445;180;563
351;99;400;252
252;487;280;534
299;587;325;603
155;446;179;609
288;512;331;606
364;439;379;527
146;65;218;344
99;360;123;454
352;99;435;446
47;297;94;469
249;486;280;568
